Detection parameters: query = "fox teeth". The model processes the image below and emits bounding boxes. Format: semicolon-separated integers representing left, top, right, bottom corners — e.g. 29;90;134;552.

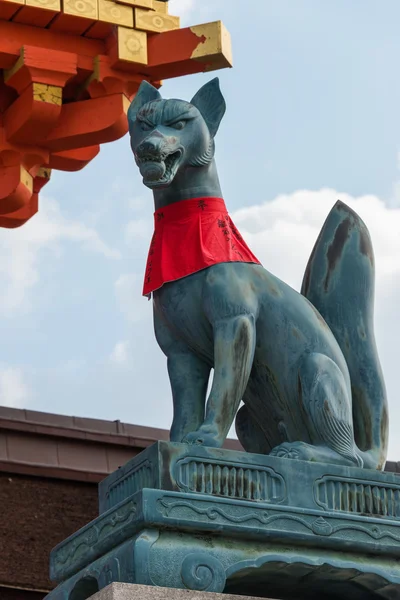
142;156;160;163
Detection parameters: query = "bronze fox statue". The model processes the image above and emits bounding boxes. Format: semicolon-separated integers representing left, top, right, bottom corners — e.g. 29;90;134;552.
128;78;388;470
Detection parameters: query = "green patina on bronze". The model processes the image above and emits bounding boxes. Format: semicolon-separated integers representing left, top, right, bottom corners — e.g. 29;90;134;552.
47;443;400;600
127;78;388;471
44;80;395;600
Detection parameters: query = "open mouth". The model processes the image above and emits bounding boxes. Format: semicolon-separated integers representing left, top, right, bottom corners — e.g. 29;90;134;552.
137;149;183;188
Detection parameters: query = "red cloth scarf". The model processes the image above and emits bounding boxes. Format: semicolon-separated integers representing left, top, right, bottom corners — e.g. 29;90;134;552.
143;197;261;297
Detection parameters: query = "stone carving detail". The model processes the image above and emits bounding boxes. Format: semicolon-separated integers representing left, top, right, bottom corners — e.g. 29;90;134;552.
45;476;400;600
53;500;137;569
159;497;272;525
175;457;286;503
99;557;121;588
105;460;153;510
315;476;400;518
181;553;226;593
157;496;400;544
311;517;333;536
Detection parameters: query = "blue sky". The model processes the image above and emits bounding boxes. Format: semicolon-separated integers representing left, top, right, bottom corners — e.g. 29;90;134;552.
2;0;400;458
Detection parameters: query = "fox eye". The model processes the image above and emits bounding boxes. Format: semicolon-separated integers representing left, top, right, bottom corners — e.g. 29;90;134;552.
169;120;186;130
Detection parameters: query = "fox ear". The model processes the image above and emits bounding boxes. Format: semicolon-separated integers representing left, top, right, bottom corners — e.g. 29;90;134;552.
128;81;161;132
190;78;226;138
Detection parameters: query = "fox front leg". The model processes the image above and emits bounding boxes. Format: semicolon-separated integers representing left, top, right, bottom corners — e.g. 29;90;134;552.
154;308;211;442
183;314;256;448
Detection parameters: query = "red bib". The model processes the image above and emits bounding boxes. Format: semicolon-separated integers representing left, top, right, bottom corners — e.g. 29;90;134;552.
143;197;261;297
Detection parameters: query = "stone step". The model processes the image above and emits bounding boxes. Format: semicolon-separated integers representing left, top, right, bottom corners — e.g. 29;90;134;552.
92;583;278;600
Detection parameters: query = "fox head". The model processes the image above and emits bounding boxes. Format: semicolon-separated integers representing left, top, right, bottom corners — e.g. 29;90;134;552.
128;78;226;189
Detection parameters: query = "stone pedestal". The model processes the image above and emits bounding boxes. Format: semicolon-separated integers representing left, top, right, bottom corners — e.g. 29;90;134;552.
91;582;273;600
45;442;400;600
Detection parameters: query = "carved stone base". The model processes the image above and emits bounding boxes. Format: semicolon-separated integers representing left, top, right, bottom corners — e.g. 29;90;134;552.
45;443;400;600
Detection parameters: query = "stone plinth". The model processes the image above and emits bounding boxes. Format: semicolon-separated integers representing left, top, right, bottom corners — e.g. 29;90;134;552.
91;582;275;600
45;443;400;600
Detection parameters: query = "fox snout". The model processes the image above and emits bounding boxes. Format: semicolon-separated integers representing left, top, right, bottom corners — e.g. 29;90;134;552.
134;133;183;187
135;134;178;163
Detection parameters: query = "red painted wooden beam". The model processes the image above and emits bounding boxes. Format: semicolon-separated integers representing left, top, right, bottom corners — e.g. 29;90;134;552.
44;93;129;152
49;147;101;172
0;21;104;68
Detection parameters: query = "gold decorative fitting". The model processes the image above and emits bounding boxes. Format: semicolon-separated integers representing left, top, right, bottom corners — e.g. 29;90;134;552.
134;6;179;33
114;0;153;7
25;0;60;10
20;166;33;193
1;0;25;5
190;21;233;69
122;94;131;113
32;83;63;104
37;167;52;179
98;0;133;26
62;0;97;19
117;26;148;64
153;0;167;13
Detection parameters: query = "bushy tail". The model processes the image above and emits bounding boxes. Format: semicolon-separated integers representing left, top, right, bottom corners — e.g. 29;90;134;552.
301;201;388;470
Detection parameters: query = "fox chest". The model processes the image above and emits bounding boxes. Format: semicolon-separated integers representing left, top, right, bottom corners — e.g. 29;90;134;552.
153;273;214;362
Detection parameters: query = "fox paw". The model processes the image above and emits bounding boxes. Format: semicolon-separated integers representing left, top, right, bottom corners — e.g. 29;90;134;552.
269;441;312;461
182;426;222;448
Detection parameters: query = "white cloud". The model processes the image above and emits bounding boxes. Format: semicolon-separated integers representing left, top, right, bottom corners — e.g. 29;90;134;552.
125;218;151;245
166;0;223;26
0;367;29;407
128;196;148;212
115;273;152;324
105;187;400;457
232;189;400;287
110;188;400;458
168;0;196;19
110;341;130;365
389;151;400;208
231;188;400;459
8;185;400;461
0;196;120;316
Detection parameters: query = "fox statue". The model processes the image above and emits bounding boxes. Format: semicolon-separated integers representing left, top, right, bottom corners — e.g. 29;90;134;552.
128;78;389;470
